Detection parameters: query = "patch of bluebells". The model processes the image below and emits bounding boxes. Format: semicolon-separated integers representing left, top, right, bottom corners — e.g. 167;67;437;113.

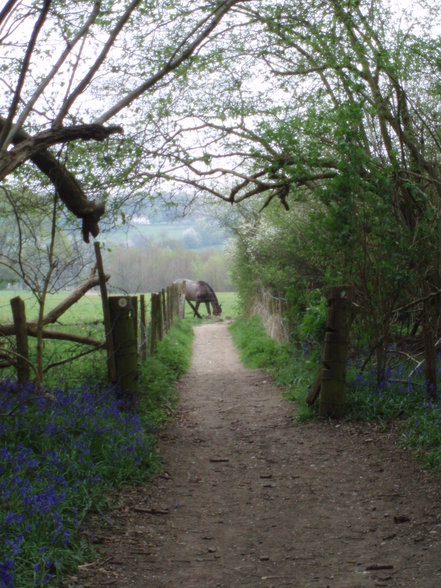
346;360;429;421
0;379;156;587
346;358;441;467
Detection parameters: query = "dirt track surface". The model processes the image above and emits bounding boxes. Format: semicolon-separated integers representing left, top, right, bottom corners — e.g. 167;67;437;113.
73;322;441;588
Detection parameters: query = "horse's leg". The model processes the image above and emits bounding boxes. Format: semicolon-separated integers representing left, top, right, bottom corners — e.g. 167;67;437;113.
205;301;211;316
194;301;200;317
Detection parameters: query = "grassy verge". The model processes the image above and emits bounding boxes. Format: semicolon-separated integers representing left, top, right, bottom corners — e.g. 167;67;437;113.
229;315;317;420
139;318;193;423
345;365;441;468
0;319;193;588
230;314;441;468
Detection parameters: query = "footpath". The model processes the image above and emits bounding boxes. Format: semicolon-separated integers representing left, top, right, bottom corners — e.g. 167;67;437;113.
74;322;441;588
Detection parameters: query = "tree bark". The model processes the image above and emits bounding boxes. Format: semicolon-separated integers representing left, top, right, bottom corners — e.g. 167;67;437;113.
0;116;122;242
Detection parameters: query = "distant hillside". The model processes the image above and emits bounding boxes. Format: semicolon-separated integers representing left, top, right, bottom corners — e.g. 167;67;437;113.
104;215;230;250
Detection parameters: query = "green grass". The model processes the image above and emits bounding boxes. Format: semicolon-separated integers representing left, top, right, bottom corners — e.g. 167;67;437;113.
229;315;317;420
0;290;104;325
0;289;237;387
230;314;441;468
139;318;193;424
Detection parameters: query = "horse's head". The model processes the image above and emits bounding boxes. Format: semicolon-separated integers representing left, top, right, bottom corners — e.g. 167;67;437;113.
213;301;222;316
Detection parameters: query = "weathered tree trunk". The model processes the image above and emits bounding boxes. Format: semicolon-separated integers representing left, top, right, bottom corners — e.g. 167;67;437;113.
94;242;116;383
140;294;147;362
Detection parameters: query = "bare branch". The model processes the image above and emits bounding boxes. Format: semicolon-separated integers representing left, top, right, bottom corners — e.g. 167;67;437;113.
5;1;102;146
97;0;247;123
0;0;18;27
54;0;141;125
0;0;52;149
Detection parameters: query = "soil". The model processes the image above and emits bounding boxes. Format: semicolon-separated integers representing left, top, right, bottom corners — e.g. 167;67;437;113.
70;322;441;588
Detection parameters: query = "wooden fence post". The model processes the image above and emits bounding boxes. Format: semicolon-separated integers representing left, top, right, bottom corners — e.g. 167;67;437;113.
140;294;147;362
94;242;117;383
319;286;352;419
150;292;161;355
166;285;172;330
161;289;167;335
10;296;30;383
109;296;138;406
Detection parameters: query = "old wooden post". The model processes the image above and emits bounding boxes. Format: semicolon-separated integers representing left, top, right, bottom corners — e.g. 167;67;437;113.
319;286;352;419
150;293;160;355
166;285;172;329
94;242;117;383
140;294;147;362
161;289;167;336
109;296;138;406
10;296;30;383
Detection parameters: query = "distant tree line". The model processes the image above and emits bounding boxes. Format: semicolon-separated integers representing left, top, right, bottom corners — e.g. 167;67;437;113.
106;243;233;293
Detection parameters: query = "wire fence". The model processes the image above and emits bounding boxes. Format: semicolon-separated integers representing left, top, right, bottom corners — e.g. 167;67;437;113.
251;287;289;344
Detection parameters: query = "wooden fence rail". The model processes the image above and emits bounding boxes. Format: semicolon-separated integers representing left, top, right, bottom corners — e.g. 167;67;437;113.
0;258;187;402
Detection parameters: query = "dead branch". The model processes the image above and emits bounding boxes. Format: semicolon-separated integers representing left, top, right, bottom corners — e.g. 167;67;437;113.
392;288;441;315
0;116;119;242
28;269;109;327
0;323;103;347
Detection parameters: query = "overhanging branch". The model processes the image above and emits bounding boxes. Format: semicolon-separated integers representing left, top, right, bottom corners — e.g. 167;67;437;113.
0;117;123;241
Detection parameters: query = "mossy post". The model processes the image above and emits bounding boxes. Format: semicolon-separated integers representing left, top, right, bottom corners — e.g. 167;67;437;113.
150;292;161;355
319;286;352;419
10;296;29;383
161;289;167;336
109;296;138;406
166;285;172;330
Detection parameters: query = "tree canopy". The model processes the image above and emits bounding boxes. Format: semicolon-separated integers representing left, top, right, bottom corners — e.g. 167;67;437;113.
2;0;441;388
0;0;246;239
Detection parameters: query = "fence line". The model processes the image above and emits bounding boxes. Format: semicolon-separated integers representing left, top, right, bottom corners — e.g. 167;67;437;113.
0;256;186;400
252;287;289;344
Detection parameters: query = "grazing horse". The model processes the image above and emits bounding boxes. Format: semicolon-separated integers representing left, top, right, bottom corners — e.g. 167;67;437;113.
173;279;222;317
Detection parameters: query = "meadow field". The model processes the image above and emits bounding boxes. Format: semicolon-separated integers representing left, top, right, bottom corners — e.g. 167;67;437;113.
0;289;238;387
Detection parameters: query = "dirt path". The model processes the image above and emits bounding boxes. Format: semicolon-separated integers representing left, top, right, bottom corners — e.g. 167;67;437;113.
74;322;441;587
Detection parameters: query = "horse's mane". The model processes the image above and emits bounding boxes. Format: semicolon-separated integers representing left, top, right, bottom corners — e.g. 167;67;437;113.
198;280;219;303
